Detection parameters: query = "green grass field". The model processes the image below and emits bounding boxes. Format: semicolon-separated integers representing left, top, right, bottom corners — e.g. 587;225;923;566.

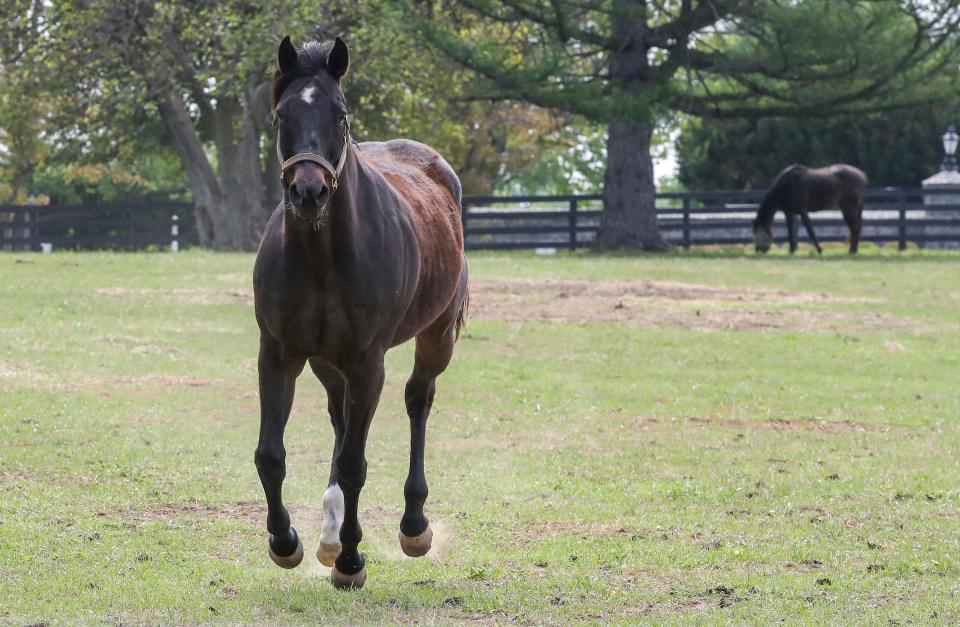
2;248;959;624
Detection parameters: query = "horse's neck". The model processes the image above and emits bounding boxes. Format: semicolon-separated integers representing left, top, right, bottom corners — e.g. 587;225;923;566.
756;189;780;228
283;149;371;263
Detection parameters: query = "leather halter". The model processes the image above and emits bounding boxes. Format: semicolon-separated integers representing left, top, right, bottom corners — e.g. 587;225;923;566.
277;117;351;196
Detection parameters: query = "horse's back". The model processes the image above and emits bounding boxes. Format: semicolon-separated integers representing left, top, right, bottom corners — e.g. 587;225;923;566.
826;164;868;190
357;139;467;344
358;139;463;218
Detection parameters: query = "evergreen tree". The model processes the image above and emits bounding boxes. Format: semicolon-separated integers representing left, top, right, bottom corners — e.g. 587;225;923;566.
415;1;960;250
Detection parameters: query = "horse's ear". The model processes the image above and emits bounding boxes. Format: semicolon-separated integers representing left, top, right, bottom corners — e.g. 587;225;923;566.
327;36;349;80
278;36;298;73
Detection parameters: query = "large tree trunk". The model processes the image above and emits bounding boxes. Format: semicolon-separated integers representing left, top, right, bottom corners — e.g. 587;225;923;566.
157;85;270;251
593;0;668;252
595;119;667;250
157;91;219;245
211;84;270;251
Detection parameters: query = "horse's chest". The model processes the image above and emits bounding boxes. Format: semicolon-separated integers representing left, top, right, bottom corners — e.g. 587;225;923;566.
262;283;399;358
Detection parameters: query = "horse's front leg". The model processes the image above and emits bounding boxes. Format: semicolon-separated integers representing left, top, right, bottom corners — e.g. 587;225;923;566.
786;212;798;253
309;358;346;567
255;335;306;568
330;351;385;589
800;212;823;254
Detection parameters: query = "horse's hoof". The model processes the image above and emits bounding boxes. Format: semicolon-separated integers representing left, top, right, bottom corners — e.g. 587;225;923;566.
268;532;304;569
399;525;433;557
330;564;367;589
316;542;341;567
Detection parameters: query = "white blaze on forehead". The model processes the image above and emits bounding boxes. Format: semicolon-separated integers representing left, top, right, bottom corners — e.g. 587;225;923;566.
300;85;316;104
320;483;344;546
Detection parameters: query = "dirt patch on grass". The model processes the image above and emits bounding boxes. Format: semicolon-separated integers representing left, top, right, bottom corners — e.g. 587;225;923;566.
114;374;224;387
475;277;867;304
686;416;869;433
509;520;636;545
0;361;227;392
119;500;401;533
121;500;267;526
95;287;253;306
469;277;903;332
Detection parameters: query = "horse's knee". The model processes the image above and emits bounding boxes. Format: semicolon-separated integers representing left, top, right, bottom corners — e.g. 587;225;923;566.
404;377;436;416
254;446;285;482
334;454;367;493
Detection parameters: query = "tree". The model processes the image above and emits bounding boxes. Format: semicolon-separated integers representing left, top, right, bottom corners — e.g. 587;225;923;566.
8;1;311;248
414;1;960;251
3;1;585;245
677;105;956;190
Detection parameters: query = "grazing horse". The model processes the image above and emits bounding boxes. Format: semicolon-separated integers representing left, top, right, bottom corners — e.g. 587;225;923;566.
252;36;469;589
752;164;867;254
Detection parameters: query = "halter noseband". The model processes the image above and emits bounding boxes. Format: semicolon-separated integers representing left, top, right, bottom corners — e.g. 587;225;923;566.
277;117;351;196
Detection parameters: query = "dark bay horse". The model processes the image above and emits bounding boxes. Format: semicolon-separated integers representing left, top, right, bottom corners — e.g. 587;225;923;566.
252;36;469;589
752;164;867;254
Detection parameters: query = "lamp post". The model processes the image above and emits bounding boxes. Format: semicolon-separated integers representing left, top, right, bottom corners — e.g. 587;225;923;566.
942;124;958;172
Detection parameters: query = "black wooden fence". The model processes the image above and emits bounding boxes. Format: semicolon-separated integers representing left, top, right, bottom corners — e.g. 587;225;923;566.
0;202;196;251
461;188;959;250
3;188;959;252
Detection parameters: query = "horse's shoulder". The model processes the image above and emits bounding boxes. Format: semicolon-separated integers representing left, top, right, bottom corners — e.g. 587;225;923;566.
253;206;285;271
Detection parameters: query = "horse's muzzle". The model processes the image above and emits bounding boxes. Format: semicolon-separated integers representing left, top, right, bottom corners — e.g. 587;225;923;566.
288;178;330;222
753;229;772;253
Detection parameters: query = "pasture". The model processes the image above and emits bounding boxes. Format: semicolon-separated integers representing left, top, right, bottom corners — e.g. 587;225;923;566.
1;248;959;624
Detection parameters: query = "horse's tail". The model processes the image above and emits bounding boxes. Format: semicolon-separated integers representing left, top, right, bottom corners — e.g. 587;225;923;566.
450;166;468;341
454;285;469;340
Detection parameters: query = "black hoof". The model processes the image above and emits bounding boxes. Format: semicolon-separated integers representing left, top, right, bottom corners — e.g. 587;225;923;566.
399;525;433;557
331;553;366;589
331;564;367;589
268;527;304;569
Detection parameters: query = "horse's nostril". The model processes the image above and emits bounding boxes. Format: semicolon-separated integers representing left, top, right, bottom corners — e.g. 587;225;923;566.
290;181;327;206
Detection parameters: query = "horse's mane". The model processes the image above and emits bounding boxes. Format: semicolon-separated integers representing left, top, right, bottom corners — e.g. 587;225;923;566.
271;41;336;110
756;165;803;226
773;164;803;183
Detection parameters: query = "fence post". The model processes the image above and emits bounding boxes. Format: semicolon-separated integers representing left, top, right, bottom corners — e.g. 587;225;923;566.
170;214;179;252
569;198;578;249
897;192;907;251
682;197;691;251
32;208;39;252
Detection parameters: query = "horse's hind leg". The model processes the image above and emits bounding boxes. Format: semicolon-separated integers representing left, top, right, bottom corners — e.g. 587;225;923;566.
398;326;454;557
399;285;465;557
843;204;863;254
255;335;306;569
787;212;798;253
309;358;346;567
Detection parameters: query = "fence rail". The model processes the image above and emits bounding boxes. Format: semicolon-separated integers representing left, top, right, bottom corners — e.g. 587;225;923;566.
461;188;957;251
2;188;959;252
0;203;195;251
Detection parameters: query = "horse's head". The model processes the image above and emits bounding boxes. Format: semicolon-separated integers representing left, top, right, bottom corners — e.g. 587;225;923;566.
752;217;772;253
272;36;351;224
